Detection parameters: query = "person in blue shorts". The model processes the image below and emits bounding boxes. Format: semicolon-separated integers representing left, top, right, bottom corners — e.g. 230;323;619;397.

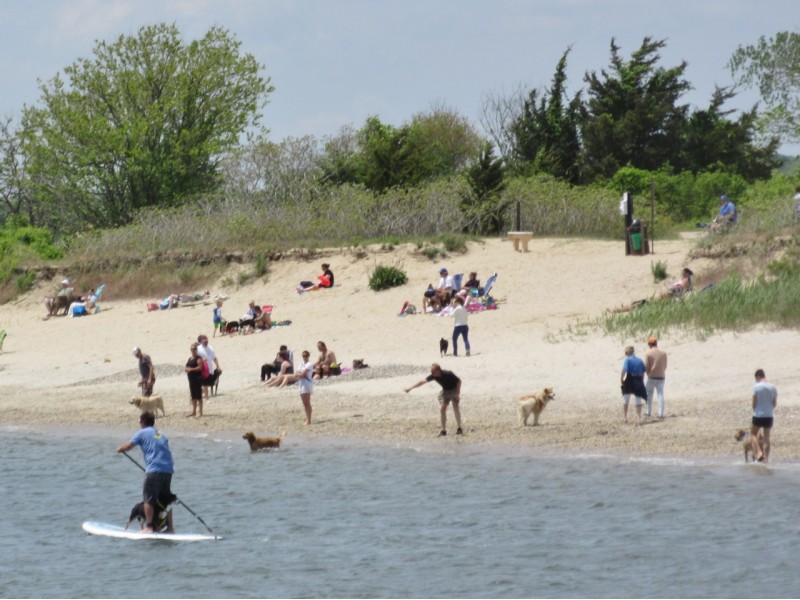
117;411;175;533
750;369;778;463
620;346;647;425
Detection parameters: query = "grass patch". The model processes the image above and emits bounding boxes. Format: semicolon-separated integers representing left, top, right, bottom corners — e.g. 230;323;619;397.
651;260;668;283
368;262;408;291
598;273;800;339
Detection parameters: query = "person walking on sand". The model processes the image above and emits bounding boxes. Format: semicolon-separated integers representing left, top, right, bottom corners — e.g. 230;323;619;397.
405;363;463;437
644;337;668;418
133;347;156;397
212;299;225;337
751;369;778;463
451;296;471;357
116;411;175;534
296;350;315;425
620;346;647;426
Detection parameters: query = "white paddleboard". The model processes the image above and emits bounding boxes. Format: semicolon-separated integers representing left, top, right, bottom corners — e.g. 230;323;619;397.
82;520;220;541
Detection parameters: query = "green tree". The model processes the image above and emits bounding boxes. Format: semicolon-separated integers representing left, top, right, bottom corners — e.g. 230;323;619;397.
729;31;800;145
21;23;272;232
510;48;582;183
319;107;483;193
580;37;691;182
679;87;778;181
462;143;507;234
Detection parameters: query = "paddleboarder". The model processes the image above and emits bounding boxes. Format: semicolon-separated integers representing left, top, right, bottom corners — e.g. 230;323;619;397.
117;411;175;533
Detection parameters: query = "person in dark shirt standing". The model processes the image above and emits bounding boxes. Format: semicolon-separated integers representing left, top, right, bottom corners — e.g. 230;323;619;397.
405;363;463;437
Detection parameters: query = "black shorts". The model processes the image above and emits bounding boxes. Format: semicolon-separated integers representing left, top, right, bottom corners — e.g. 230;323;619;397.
143;472;172;507
752;416;773;429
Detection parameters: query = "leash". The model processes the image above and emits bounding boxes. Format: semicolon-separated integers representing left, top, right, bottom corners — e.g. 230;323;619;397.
121;451;215;534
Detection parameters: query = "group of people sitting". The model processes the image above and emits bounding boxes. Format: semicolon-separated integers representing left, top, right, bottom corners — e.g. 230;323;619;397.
44;279;101;318
422;268;483;314
214;299;273;336
261;340;341;386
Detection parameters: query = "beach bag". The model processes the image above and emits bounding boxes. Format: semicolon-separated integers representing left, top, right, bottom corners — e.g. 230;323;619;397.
147;302;158;312
201;359;210;379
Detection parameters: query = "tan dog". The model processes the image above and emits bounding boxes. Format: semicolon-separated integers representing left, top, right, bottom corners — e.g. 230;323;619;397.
735;429;764;463
243;431;286;451
130;395;166;416
516;388;556;426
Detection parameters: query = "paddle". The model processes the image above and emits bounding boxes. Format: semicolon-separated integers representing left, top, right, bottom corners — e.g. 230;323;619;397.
121;450;215;534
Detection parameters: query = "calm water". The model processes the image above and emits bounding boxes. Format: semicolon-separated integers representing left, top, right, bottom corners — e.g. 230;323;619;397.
1;426;798;599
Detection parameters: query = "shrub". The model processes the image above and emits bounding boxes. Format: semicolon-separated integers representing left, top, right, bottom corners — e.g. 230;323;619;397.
369;263;408;291
651;260;668;282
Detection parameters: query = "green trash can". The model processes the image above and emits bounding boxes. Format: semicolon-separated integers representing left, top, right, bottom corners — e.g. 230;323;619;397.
631;232;642;251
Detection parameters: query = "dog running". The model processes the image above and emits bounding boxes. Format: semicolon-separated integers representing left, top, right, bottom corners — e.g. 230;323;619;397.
243;431;286;451
439;337;449;356
516;388;556;426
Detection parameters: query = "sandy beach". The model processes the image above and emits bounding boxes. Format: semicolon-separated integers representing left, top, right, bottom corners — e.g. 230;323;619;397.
2;236;798;459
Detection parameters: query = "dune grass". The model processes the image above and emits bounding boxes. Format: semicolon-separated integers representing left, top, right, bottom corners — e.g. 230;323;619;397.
600;273;800;340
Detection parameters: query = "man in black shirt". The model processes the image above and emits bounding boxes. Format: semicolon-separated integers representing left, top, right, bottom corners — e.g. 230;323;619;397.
405;363;463;437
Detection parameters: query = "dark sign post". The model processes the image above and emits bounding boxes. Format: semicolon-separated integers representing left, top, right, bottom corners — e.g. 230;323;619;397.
620;191;633;255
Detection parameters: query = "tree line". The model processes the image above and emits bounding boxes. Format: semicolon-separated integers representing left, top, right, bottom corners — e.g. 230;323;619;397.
0;24;797;243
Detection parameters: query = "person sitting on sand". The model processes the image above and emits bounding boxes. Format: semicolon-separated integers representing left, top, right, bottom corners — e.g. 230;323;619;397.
297;263;335;293
253;305;272;330
608;268;694;314
238;301;259;333
463;272;480;292
422;283;440;313
44;278;75;317
264;351;299;387
159;294;179;310
313;341;340;379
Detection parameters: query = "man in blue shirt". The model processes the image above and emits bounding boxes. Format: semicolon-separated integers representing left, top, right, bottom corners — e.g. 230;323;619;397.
710;194;737;232
620;346;647;426
117;411;175;533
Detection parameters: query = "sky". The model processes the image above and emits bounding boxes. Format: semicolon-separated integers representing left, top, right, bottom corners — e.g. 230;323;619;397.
2;0;799;153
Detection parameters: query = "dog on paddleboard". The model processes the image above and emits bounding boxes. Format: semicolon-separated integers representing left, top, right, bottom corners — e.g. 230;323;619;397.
735;429;764;463
130;395;166;416
243;431;286;451
516;388;556;426
124;492;178;531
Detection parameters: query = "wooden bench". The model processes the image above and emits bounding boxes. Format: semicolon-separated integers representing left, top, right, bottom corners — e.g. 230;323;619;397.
506;231;533;252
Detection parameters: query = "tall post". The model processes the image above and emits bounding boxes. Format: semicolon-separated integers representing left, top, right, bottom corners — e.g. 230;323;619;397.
650;178;655;254
515;200;521;232
620;191;633;255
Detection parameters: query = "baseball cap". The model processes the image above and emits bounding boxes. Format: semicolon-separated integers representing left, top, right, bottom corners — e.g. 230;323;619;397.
720;194;728;201
647;336;657;344
61;278;70;285
439;267;448;273
132;347;140;356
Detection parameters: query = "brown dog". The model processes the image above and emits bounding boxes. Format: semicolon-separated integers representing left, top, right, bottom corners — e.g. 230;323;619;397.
735;429;764;463
243;431;286;451
516;388;556;426
130;395;166;416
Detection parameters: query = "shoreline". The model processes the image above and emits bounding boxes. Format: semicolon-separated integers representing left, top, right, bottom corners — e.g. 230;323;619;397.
2;237;798;462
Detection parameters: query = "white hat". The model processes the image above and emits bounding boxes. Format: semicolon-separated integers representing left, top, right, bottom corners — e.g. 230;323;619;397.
132;347;140;356
61;279;70;285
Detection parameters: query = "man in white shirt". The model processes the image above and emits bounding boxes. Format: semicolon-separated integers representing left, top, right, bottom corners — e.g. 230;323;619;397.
197;335;222;400
436;267;455;307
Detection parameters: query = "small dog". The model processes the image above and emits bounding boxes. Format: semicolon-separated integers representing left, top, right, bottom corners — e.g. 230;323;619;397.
516;388;556;426
130;395;166;416
352;359;369;369
243;431;286;451
735;429;764;462
439;337;448;356
124;492;177;531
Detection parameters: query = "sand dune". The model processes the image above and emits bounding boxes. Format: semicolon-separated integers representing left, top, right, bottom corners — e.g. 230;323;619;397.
2;236;798;460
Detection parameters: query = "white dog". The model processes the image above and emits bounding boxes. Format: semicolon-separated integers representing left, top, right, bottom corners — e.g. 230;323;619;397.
129;395;166;416
516;388;556;426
